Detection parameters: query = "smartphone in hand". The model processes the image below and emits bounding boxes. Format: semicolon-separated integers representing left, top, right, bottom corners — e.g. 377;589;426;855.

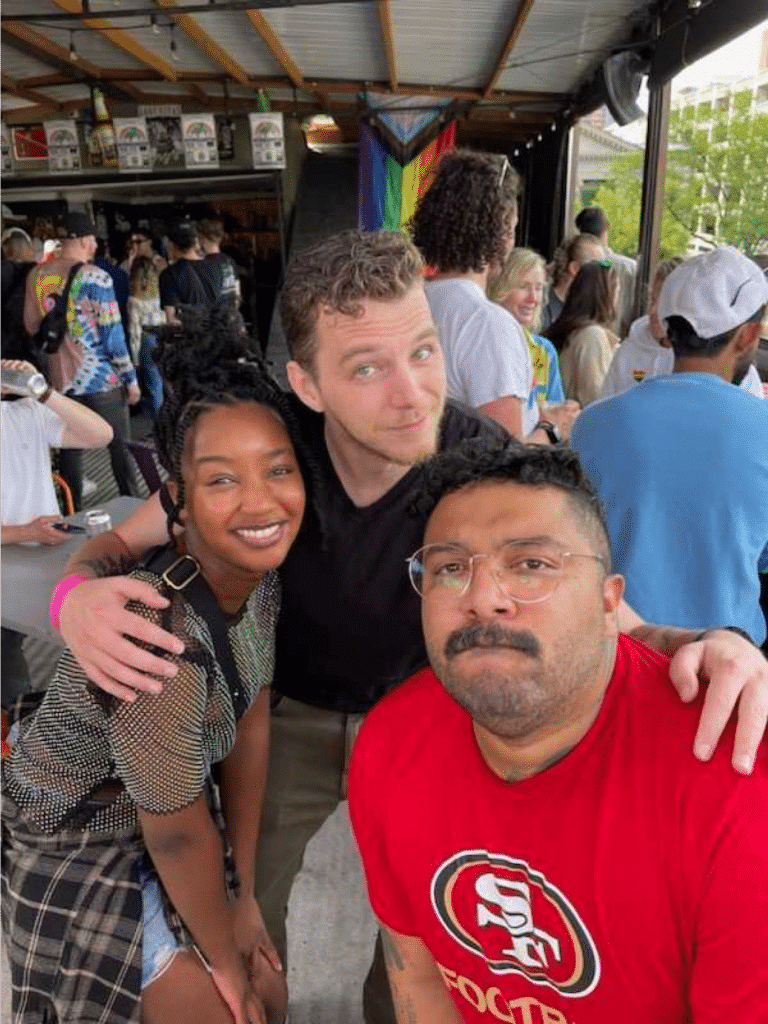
52;522;86;534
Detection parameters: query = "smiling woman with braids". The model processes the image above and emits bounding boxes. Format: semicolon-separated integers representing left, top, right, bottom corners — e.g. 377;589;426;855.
2;309;311;1024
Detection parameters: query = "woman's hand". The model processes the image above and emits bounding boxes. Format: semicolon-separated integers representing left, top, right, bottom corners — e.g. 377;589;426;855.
209;959;267;1024
231;892;283;978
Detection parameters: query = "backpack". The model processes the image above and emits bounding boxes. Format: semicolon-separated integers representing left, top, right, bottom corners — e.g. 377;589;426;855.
33;261;84;355
0;258;36;362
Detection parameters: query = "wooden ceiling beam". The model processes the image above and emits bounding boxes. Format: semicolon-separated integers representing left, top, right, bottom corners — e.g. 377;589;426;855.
51;0;179;82
377;1;397;91
187;82;210;105
1;72;63;110
153;0;253;87
17;73;73;88
482;0;536;99
2;98;88;125
2;21;104;80
245;9;305;91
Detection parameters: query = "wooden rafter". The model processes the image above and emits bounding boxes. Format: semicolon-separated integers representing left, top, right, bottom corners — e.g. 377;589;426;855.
187;82;210;105
1;72;62;110
245;9;304;91
2;98;87;125
51;0;179;82
482;0;536;99
2;21;104;81
377;1;397;91
153;0;253;87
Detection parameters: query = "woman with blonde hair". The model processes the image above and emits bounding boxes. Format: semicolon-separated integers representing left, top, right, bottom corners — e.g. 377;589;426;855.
489;247;579;441
546;260;620;407
128;255;167;417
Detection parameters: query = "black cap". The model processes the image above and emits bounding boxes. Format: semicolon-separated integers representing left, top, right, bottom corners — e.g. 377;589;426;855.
63;211;97;239
166;220;197;250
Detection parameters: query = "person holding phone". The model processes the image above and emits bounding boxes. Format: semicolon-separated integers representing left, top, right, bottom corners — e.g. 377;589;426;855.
1;358;113;702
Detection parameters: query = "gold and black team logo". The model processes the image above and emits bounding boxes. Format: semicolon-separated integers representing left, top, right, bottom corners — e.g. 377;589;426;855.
431;850;600;997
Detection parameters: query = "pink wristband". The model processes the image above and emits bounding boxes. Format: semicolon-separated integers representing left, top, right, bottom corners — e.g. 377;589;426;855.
50;575;86;631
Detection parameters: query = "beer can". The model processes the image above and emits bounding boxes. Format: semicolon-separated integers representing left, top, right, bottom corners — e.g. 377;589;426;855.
84;509;112;537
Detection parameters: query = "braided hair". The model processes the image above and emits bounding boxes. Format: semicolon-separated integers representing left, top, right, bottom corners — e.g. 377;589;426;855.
153;305;323;541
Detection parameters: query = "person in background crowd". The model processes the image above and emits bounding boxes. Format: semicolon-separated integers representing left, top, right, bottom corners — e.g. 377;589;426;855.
539;233;605;333
95;239;130;340
128;255;167;419
1;229;37;363
1;358;113;703
575;206;637;336
488;247;580;442
411;150;557;444
349;440;768;1024
546;260;619;407
121;229;166;277
2;227;35;263
160;220;222;325
2;312;300;1024
46;230;768;1024
198;219;240;307
23;210;140;509
572;246;768;646
599;256;765;401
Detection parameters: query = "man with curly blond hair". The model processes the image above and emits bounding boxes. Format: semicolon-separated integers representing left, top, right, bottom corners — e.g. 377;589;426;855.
411;150;557;444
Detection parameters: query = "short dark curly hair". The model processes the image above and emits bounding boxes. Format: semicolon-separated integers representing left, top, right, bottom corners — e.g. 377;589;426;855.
279;229;425;370
417;438;611;568
410;149;520;274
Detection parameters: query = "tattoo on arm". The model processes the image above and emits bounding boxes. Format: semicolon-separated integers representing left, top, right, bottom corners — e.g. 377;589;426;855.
381;928;405;972
78;553;137;578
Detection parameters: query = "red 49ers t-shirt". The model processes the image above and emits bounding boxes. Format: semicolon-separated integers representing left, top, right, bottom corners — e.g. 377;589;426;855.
349;635;768;1024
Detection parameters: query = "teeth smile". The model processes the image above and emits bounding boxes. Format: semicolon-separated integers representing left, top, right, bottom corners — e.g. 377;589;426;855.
236;524;282;540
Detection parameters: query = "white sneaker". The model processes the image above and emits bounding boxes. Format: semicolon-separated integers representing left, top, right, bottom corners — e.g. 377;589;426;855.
82;477;98;498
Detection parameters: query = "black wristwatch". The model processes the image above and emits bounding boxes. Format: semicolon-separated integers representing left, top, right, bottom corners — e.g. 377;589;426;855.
694;625;756;647
536;419;561;445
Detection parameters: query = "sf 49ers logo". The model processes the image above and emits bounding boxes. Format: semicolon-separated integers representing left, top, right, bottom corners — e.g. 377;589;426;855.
431;851;600;997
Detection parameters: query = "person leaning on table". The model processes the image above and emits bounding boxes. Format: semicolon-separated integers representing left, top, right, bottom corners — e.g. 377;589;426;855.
0;358;113;704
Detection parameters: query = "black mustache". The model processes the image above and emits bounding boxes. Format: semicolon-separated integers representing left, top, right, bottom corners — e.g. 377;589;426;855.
444;622;541;659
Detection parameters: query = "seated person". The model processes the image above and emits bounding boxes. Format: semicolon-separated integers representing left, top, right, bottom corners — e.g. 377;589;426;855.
2;313;309;1024
349;440;768;1023
600;257;765;400
572;246;768;644
1;359;113;703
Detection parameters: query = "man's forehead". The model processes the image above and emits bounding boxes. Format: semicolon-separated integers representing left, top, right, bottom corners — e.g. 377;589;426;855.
425;481;579;544
315;282;436;347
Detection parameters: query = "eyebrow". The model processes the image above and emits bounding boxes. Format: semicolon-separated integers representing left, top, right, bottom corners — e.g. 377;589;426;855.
338;329;439;366
195;447;291;465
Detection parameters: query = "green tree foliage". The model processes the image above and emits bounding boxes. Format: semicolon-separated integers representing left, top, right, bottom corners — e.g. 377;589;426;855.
588;89;768;258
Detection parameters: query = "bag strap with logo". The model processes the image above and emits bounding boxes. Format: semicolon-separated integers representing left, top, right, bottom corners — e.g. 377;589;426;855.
34;261;84;355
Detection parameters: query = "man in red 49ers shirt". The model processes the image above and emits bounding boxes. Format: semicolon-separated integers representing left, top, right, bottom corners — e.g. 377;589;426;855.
349;439;768;1024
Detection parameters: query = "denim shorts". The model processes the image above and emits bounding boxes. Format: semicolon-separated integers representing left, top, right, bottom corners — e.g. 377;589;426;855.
139;861;181;988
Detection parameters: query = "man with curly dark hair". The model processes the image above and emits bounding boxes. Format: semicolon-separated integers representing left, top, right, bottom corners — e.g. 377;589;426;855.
411;150;558;444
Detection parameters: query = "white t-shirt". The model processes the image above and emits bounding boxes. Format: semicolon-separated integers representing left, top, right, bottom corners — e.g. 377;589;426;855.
600;315;765;400
425;278;537;435
1;398;65;527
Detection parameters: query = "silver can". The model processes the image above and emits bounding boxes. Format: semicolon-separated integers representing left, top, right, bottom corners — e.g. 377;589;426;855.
84;509;112;537
1;367;47;398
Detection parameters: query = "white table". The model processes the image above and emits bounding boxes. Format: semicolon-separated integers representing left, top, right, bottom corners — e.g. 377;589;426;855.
1;496;143;642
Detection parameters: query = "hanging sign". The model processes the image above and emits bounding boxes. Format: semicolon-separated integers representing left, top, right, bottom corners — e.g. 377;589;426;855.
181;113;219;168
249;112;285;169
1;124;13;173
43;120;81;172
113;117;152;171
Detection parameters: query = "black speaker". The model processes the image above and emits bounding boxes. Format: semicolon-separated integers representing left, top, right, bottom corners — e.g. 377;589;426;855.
599;51;649;126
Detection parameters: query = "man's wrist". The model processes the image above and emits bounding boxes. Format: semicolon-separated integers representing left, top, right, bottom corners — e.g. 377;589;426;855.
695;625;756;647
38;385;53;404
50;574;86;631
535;420;561;444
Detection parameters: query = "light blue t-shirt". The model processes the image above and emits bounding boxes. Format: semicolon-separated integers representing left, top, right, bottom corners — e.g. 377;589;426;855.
571;372;768;643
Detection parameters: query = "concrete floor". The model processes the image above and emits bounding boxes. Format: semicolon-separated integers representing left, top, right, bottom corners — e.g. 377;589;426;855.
2;802;378;1022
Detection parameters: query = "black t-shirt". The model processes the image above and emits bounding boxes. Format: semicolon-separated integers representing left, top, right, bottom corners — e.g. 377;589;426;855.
274;399;508;713
204;252;238;300
159;258;222;309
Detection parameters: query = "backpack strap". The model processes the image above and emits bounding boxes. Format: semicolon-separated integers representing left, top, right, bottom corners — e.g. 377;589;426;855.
61;261;84;310
139;545;248;718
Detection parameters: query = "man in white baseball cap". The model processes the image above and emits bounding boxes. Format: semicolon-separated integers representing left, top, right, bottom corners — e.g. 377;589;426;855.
571;245;768;647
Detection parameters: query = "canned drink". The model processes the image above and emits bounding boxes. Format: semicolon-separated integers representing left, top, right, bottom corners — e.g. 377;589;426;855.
84;509;112;537
1;367;47;398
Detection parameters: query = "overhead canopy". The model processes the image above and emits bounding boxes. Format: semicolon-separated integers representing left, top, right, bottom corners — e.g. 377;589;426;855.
1;0;764;141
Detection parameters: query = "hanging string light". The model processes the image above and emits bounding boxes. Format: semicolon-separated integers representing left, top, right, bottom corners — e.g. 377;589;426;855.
150;15;161;35
69;30;78;62
169;23;179;61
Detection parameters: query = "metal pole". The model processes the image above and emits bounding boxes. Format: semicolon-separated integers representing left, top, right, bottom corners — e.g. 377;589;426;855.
635;80;671;319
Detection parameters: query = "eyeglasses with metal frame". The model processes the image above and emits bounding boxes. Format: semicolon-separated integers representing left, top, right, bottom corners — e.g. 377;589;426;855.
406;541;605;602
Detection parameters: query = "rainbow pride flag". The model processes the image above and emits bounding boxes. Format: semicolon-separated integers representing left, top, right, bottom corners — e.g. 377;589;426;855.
358;107;456;231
